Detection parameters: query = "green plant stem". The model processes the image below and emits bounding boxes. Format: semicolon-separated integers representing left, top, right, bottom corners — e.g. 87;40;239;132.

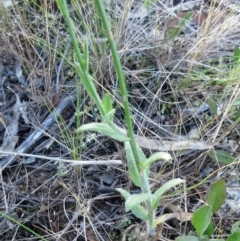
57;0;155;235
93;0;154;235
93;0;141;170
0;211;49;241
56;0;105;117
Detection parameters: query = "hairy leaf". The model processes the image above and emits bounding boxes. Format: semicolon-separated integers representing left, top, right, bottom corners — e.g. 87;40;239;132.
152;179;185;209
231;221;240;233
141;152;172;171
77;123;129;142
116;188;148;220
125;193;152;212
124;142;141;186
102;93;112;113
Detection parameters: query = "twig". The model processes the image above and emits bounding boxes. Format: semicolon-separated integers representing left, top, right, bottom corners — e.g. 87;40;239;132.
0;91;77;170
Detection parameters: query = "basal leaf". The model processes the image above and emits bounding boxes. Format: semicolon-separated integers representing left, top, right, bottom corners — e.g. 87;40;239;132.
206;179;226;214
124;142;141;187
131;205;149;220
152;179;185;209
116;188;130;199
191;205;212;237
77;123;129;142
208;150;235;164
125;193;152;212
116;188;149;220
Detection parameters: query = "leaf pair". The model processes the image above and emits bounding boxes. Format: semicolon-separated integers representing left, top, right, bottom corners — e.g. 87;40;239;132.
176;180;228;241
117;178;185;229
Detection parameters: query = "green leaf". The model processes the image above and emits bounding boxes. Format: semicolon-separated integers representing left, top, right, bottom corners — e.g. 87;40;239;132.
204;221;214;237
207;95;218;115
226;232;240;241
131;205;149;221
168;11;193;41
231;221;240;233
124;142;142;187
152;179;185;209
103;109;115;123
135;142;150;177
116;188;149;220
165;27;181;41
179;12;194;29
102;93;112;113
77;123;129;142
175;237;199;241
141;152;172;171
206;179;226;214
201;236;210;241
116;188;130;199
144;0;157;9
191;205;212;237
125;193;152;212
208;150;235;164
234;46;240;63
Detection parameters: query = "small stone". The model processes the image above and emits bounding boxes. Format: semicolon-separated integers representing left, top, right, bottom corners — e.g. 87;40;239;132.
100;170;115;185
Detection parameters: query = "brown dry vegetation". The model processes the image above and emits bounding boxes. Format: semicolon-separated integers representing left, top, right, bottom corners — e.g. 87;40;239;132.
0;0;240;240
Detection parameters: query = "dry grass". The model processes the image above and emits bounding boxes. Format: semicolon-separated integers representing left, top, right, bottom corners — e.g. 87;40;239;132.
0;0;240;240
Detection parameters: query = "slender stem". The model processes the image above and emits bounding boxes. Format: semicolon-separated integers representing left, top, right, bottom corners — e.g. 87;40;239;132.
0;211;49;241
57;0;155;235
93;0;141;169
56;0;105;117
94;1;156;236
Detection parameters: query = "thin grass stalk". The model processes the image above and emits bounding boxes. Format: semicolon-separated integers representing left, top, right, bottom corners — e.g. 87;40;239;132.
0;211;49;241
93;0;155;234
75;81;82;159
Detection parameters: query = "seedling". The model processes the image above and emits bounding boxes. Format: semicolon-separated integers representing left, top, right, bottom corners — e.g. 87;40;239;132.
56;0;185;239
176;180;240;241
